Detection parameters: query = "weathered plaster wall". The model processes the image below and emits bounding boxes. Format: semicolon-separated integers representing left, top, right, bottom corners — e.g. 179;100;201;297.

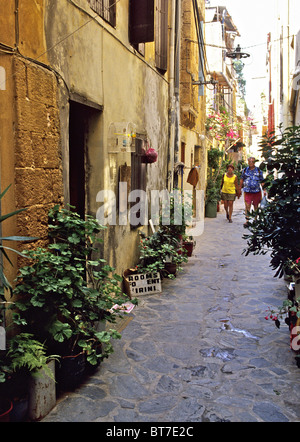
44;0;170;274
45;0;104;106
18;0;48;64
0;1;15;46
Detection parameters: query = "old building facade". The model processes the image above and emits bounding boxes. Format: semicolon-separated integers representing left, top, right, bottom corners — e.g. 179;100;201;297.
0;1;210;286
266;0;300;132
175;0;207;218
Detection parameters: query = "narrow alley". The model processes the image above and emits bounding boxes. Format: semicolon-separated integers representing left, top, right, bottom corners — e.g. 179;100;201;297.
43;199;300;423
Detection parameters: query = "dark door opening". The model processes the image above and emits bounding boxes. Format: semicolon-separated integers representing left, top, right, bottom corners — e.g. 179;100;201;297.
69;101;87;218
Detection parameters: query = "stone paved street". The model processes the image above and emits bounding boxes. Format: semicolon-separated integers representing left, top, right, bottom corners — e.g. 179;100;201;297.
43;199;300;422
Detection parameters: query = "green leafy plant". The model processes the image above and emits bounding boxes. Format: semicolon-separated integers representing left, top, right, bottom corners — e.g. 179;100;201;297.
7;333;57;380
136;191;190;278
205;177;220;204
0;184;37;296
205;148;228;205
0;332;57;408
137;227;188;279
12;205;133;366
243;125;300;277
159;191;193;237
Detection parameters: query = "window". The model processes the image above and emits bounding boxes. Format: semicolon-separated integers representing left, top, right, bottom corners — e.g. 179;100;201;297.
89;0;116;27
155;0;168;72
130;139;147;227
129;0;154;45
194;145;202;167
180;142;186;164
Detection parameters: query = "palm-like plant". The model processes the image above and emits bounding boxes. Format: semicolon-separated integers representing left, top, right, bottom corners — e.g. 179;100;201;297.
0;185;37;297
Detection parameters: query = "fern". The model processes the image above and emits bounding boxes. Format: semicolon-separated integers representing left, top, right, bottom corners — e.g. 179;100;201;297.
7;333;58;380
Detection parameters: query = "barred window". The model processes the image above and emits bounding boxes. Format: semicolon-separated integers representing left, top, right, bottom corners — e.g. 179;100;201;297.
89;0;116;27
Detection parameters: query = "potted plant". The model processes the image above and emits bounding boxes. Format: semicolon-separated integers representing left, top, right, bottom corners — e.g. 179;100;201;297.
205;148;228;218
0;332;57;421
264;296;300;368
205;178;220;218
12;205;133;390
136;190;190;279
182;235;195;257
137;227;188;280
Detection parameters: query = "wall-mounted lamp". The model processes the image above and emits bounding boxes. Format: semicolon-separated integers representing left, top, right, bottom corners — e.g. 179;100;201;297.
226;44;250;60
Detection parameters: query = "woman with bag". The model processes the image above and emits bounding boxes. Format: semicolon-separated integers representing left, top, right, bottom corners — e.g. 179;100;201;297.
240;157;265;227
220;164;241;223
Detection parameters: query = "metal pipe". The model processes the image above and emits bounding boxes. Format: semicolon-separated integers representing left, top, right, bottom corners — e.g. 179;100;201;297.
167;0;177;191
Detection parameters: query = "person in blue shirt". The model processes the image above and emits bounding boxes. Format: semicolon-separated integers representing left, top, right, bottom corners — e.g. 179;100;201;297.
240;157;265;227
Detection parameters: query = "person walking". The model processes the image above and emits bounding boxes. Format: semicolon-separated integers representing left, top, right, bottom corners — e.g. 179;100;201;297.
220;164;240;223
240;157;264;227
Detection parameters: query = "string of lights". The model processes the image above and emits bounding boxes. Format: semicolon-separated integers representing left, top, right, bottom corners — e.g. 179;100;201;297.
205;32;296;52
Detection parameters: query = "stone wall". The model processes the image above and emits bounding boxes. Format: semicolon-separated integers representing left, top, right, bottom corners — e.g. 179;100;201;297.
13;57;63;246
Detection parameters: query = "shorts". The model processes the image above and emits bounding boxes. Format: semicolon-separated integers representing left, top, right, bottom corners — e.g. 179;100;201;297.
221;192;236;201
244;192;262;206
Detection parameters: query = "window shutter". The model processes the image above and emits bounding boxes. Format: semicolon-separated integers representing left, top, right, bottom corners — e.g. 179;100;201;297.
129;0;155;45
155;0;168;72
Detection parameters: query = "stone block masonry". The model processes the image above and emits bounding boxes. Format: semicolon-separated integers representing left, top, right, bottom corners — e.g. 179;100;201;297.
13;57;64;244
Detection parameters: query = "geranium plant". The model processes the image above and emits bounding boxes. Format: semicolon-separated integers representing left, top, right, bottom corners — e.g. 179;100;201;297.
12;205;134;366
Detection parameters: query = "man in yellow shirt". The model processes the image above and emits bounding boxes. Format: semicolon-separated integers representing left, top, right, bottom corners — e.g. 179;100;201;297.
221;164;241;223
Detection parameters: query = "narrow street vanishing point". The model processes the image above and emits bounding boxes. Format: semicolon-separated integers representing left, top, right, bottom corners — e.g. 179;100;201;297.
44;199;300;423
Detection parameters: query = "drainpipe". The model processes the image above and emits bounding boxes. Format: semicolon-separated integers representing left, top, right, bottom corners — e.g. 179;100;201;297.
15;0;19;50
174;0;181;189
167;0;176;191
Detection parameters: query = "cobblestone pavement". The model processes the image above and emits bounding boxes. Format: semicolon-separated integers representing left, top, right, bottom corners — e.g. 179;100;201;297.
43;199;300;422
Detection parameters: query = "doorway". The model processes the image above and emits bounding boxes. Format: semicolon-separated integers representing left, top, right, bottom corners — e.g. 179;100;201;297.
69;101;87;218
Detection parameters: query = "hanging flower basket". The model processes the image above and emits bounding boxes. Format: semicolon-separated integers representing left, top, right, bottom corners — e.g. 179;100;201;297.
142;147;158;164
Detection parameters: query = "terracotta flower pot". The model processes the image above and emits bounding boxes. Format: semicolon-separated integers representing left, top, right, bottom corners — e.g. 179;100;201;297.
164;262;177;276
183;241;193;257
0;399;13;422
